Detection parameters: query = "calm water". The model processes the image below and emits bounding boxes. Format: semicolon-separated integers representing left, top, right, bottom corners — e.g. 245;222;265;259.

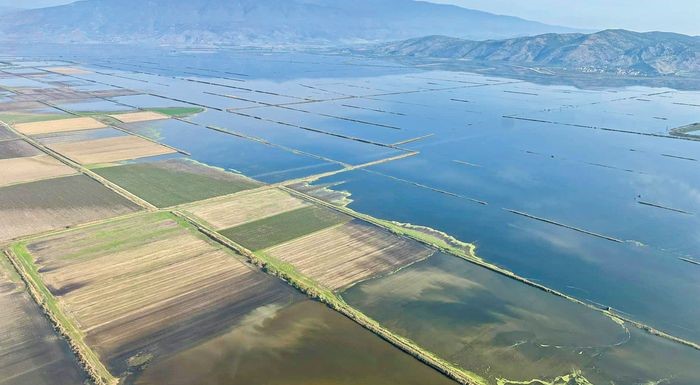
3;45;699;383
342;253;700;385
134;300;456;385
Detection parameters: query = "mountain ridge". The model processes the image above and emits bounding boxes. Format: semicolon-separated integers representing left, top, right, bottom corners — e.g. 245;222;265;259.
0;0;580;46
364;30;700;76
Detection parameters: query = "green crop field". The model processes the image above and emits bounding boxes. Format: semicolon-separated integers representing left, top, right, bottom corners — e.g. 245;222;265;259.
219;205;350;251
93;160;260;207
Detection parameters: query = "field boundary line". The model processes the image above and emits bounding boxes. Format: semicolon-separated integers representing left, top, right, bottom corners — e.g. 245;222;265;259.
0;121;157;211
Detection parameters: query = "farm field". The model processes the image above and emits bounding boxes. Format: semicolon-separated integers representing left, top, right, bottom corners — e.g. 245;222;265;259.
47;135;177;164
0;174;140;241
134;300;457;385
0;155;77;187
21;212;296;379
0;47;699;385
108;111;169;123
0;139;41;159
185;188;308;229
44;66;92;75
93;159;260;207
266;220;435;290
0;125;16;140
0;257;87;385
14;116;106;135
220;205;351;251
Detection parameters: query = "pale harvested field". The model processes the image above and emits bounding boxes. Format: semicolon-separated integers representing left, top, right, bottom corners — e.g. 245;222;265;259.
14;117;106;136
0;155;77;187
266;220;435;290
187;188;308;229
108;111;169;123
0;175;140;242
43;66;92;75
0;263;87;385
47;135;176;164
26;213;293;376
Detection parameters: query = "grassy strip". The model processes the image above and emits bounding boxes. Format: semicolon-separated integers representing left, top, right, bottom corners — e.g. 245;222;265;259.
5;244;118;385
173;209;487;385
219;205;350;251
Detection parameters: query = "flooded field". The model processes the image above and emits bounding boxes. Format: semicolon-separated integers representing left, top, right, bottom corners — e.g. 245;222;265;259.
1;46;699;384
342;253;700;384
134;300;456;385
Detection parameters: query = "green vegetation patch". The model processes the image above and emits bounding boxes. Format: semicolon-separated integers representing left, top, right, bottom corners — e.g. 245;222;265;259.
146;107;205;118
220;206;350;251
0;112;71;125
93;160;259;207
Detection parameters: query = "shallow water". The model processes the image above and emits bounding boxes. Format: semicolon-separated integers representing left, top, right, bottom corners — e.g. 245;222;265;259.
134;300;456;385
342;253;700;385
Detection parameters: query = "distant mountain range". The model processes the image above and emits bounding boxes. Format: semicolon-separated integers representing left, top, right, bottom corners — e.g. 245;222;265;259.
366;30;700;76
0;0;578;46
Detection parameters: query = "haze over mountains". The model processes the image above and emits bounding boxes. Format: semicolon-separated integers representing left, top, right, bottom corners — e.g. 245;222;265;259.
368;30;700;76
1;0;698;78
0;0;578;45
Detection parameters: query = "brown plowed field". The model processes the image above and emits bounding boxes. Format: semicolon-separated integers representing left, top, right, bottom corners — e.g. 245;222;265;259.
0;175;140;242
266;220;434;290
0;139;41;159
0;262;88;385
26;213;294;376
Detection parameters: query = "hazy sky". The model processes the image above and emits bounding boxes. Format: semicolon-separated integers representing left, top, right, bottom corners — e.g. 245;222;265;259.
4;0;699;36
429;0;700;35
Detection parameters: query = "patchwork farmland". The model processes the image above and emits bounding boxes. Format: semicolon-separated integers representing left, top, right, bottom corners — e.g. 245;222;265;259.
186;186;435;290
220;205;351;251
266;220;434;290
93;159;260;207
0;175;140;242
19;212;296;378
185;188;309;229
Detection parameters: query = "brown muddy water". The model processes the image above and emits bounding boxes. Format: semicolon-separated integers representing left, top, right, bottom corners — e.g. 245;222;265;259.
133;300;456;385
341;252;700;385
0;265;87;385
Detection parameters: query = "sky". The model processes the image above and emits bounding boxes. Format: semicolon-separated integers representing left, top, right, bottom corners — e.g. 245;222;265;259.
428;0;700;35
3;0;699;36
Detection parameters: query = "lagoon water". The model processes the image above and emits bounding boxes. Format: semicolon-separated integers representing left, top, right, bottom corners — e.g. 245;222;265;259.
4;45;699;384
